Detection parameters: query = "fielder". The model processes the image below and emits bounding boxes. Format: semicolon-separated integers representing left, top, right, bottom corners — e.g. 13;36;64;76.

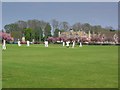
79;42;82;47
27;40;30;46
18;39;21;46
2;39;6;50
63;41;65;46
72;41;75;48
45;41;48;47
66;41;70;48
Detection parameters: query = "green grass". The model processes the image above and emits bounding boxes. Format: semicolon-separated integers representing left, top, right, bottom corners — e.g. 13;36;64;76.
2;44;118;88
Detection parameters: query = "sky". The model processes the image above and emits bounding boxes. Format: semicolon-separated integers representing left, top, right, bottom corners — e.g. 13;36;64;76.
1;2;118;30
1;0;120;2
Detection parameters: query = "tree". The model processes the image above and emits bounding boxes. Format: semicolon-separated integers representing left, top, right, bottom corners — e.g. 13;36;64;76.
51;19;59;35
16;20;27;29
36;27;43;42
82;23;91;33
0;32;13;42
54;29;60;37
39;20;47;37
44;23;52;40
3;19;118;43
4;24;11;33
72;22;82;31
59;21;70;31
4;24;19;33
15;20;27;35
27;19;43;42
4;23;22;40
92;25;102;34
24;28;33;41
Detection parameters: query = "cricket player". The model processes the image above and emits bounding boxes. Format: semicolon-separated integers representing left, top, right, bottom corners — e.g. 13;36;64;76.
66;41;70;48
27;40;30;46
2;39;6;50
63;41;65;46
72;41;75;48
18;39;21;46
79;42;82;47
45;41;48;47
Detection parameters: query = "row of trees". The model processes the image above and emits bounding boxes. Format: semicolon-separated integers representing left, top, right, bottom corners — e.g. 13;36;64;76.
3;19;117;42
4;20;51;42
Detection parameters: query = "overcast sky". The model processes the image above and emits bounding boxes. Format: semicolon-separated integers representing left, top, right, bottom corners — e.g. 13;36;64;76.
2;2;118;30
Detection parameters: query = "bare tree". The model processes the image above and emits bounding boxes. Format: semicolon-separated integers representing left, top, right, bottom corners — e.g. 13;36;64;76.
51;19;59;35
59;21;70;31
16;20;27;29
39;20;47;37
27;20;36;30
82;23;91;33
72;22;82;31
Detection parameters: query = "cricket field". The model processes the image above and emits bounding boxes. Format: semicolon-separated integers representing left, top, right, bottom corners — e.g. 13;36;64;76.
2;44;118;88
